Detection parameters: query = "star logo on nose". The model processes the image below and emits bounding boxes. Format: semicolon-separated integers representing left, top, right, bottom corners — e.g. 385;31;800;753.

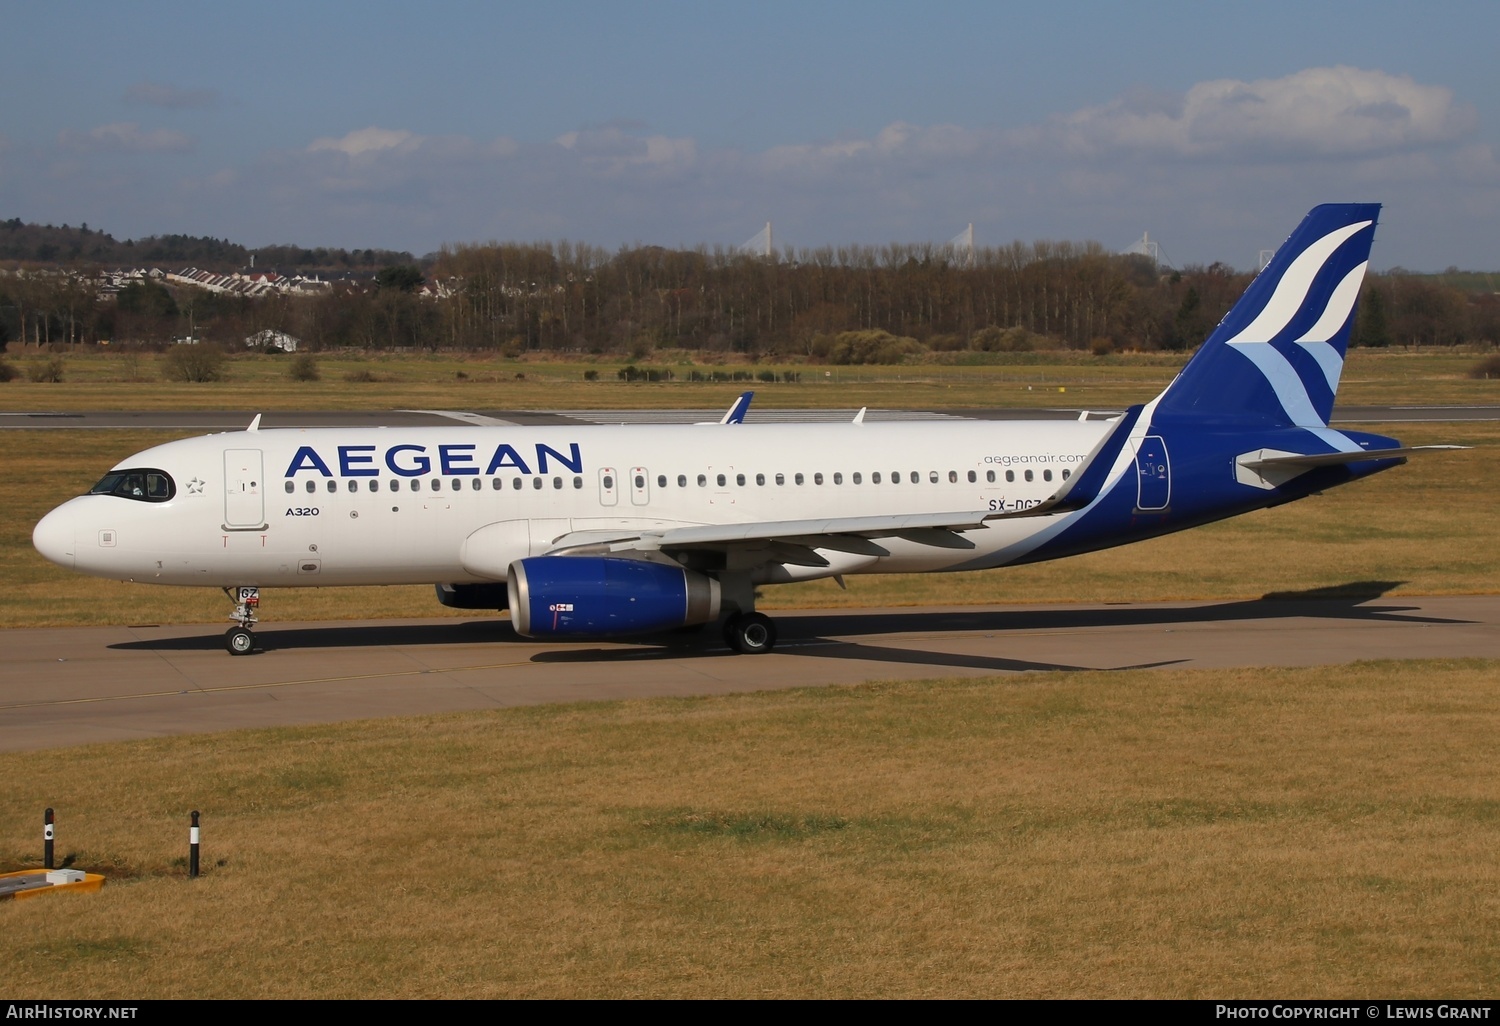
187;477;205;494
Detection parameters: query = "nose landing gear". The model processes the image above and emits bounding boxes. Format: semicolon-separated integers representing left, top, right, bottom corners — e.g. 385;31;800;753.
224;586;260;656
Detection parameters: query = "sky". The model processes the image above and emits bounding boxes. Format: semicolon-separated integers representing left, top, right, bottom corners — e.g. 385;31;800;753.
3;1;1498;271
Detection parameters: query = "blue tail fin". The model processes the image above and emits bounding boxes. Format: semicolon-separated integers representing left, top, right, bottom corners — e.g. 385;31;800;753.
1155;203;1380;427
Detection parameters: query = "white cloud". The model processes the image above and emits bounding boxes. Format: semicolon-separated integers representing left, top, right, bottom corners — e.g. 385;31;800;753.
124;81;219;110
1039;66;1475;159
19;66;1489;270
58;122;192;153
308;127;419;157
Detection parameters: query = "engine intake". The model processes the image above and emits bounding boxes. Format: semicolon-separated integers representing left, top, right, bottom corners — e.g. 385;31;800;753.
507;556;720;638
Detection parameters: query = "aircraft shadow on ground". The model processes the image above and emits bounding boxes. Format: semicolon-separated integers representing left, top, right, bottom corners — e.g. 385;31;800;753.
107;581;1470;673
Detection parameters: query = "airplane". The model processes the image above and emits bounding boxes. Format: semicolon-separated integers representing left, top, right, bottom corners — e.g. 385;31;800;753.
32;204;1460;657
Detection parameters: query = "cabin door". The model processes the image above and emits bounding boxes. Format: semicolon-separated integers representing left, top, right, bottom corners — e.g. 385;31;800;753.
1133;435;1171;511
224;449;266;527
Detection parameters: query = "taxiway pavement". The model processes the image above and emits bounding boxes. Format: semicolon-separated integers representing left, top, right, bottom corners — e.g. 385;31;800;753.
3;594;1495;753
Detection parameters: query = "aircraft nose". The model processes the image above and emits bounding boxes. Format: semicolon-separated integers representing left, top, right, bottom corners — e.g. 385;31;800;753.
33;504;77;570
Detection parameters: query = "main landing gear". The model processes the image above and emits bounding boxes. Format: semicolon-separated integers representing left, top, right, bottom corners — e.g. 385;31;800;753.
224;586;259;656
723;611;777;654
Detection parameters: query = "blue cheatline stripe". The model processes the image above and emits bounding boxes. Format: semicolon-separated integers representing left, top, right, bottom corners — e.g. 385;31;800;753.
1227;341;1324;427
1304;426;1363;454
1294;340;1345;395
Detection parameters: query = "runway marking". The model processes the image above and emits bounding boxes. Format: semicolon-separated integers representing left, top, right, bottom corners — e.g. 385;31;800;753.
0;659;537;711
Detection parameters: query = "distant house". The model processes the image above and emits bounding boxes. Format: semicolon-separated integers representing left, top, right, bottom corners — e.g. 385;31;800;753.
245;329;300;353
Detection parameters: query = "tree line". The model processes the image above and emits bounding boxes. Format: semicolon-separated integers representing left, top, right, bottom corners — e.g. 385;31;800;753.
2;235;1497;358
0;218;414;272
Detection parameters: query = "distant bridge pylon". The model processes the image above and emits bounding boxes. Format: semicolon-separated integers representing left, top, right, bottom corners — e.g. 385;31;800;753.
741;222;772;258
946;223;975;267
1124;230;1176;269
1124;230;1160;264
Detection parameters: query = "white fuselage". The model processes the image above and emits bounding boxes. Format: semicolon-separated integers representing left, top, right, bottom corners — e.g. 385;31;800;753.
34;420;1110;589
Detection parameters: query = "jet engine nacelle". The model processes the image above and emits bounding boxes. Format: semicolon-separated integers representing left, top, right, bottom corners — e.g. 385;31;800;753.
506;556;721;638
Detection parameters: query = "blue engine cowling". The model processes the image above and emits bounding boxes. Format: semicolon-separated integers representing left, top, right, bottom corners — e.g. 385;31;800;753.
506;556;722;638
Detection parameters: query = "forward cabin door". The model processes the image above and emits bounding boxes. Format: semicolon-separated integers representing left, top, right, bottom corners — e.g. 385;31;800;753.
224;449;266;528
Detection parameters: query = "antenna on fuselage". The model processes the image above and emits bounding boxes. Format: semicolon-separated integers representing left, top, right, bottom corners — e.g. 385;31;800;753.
247;414;262;432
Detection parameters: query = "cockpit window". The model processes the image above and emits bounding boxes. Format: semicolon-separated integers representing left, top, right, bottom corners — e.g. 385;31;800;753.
89;468;176;502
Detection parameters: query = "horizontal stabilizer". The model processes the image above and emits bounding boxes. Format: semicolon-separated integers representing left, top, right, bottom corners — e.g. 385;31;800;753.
1234;443;1467;490
1240;444;1468;470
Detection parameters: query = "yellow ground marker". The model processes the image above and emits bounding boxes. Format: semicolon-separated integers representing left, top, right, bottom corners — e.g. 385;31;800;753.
0;868;105;901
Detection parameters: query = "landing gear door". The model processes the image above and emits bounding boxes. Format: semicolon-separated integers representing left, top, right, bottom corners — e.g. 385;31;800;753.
224;449;266;528
1132;435;1171;511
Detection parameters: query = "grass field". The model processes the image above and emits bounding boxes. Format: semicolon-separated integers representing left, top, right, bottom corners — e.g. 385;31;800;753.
2;659;1498;998
1;346;1496;411
2;349;1497;998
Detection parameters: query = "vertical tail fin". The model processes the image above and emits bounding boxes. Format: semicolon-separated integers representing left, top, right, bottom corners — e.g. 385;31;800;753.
1155;203;1380;427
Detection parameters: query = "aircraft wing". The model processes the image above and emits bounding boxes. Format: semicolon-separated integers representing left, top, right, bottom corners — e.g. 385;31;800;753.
547;509;998;563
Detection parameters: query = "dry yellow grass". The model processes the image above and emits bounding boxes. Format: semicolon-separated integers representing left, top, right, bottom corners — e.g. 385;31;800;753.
0;347;1495;412
1;659;1497;997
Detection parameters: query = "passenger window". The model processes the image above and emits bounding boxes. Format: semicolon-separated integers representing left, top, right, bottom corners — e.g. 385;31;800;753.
472;479;482;491
347;480;358;493
492;478;502;490
1024;470;1033;482
929;471;939;483
411;480;420;491
968;470;976;483
852;472;861;484
872;472;881;484
553;477;562;489
1043;470;1052;482
736;474;745;486
285;481;294;494
716;474;726;487
987;470;996;483
890;472;899;485
814;473;823;485
775;473;785;485
678;475;687;487
657;475;666;488
1005;470;1014;483
1062;469;1071;480
430;478;440;491
306;480;316;494
602;475;614;489
698;474;707;487
635;474;646;489
756;473;765;486
391;480;401;492
533;478;543;490
910;472;919;484
948;471;957;483
794;473;804;485
513;478;523;490
574;477;583;489
833;472;842;485
451;479;462;491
